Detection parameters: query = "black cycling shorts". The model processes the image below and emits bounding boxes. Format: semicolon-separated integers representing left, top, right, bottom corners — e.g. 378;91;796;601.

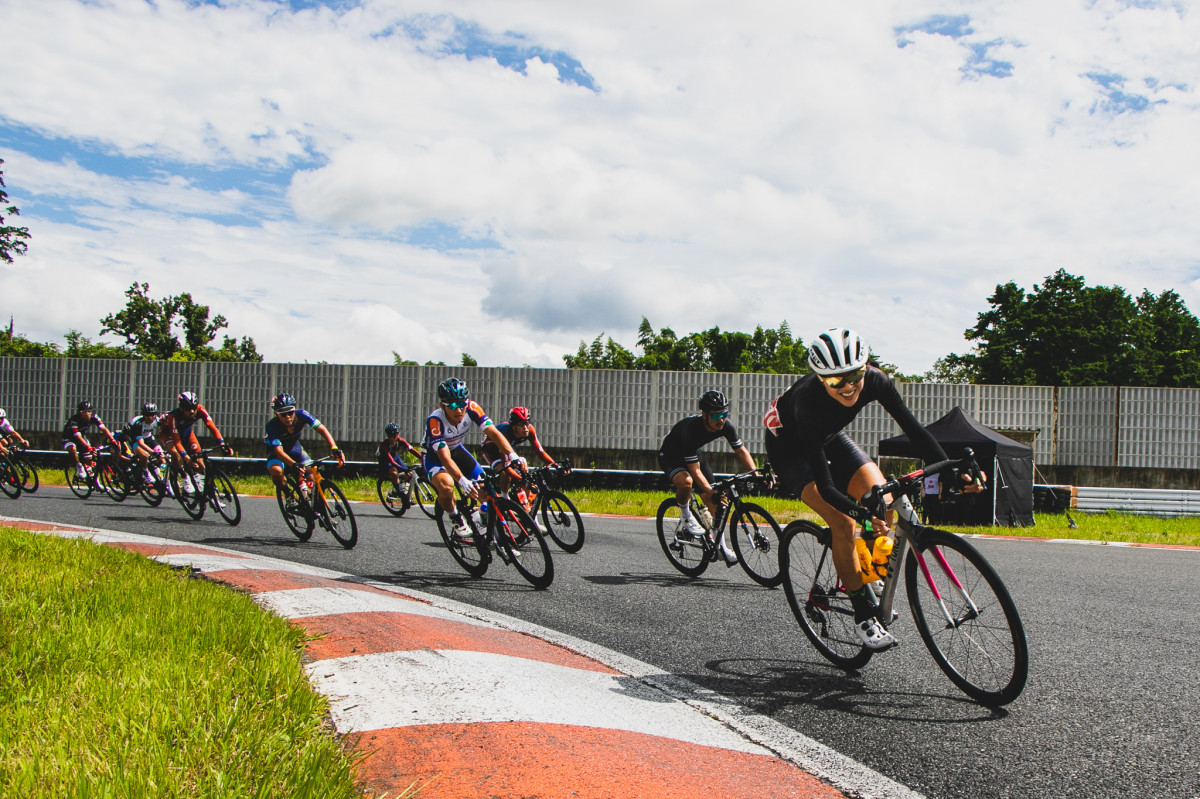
658;453;716;486
765;430;871;498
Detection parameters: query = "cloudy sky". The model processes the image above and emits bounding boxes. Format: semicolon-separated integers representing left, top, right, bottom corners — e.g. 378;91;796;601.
2;0;1198;373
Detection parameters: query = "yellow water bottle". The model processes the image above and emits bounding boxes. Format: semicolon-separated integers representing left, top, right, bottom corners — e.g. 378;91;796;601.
855;537;876;582
871;535;894;579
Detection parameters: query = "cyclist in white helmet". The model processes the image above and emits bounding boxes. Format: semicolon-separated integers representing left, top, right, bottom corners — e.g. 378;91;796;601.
764;327;982;650
0;408;29;455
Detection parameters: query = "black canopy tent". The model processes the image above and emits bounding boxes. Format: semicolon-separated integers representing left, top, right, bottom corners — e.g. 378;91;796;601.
877;406;1034;527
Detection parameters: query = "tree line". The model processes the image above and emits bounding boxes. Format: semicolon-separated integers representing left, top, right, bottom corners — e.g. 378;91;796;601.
564;270;1200;388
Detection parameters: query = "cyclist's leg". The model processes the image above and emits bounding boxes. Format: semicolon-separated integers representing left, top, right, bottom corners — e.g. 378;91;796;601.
185;431;204;473
690;457;718;517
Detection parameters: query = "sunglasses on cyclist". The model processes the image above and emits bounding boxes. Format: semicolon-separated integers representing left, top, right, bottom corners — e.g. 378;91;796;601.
276;410;296;418
443;400;468;410
820;366;868;390
709;410;730;421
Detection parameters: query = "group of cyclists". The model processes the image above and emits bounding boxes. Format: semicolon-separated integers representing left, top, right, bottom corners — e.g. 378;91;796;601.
20;325;984;651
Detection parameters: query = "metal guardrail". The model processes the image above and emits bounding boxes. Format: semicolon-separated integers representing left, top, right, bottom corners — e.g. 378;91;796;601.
1074;486;1200;516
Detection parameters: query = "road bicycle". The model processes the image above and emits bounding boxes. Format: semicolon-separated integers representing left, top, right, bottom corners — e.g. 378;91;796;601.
435;466;553;589
166;446;242;526
5;443;39;493
655;470;783;587
780;449;1028;707
377;461;436;519
104;447;170;508
511;459;585;553
275;455;358;549
63;445;121;500
0;451;22;498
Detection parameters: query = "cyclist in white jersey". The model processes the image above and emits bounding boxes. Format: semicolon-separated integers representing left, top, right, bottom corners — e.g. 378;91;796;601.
423;377;520;541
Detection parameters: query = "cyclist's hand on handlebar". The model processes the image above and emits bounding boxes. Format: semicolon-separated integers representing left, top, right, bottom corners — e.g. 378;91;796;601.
331;447;345;466
457;474;480;501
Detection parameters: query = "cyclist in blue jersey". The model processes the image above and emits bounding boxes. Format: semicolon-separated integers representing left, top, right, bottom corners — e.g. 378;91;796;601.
424;377;519;541
264;394;344;491
764;328;982;649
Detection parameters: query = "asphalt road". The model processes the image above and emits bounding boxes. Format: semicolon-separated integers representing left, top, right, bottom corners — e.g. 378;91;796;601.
8;486;1199;799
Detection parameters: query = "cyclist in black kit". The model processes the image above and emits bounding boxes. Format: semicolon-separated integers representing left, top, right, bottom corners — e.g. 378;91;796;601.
765;327;981;649
658;390;760;566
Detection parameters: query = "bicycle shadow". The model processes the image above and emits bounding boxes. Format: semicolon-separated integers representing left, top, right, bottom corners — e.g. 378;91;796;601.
198;534;352;552
355;570;542;593
581;572;763;591
692;657;1008;723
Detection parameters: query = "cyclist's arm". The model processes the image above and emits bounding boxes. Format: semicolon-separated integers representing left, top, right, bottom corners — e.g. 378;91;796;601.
732;444;758;474
482;423;518;461
312;422;343;463
525;425;555;465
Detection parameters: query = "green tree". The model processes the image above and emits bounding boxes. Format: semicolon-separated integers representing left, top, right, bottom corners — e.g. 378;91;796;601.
63;329;129;359
461;353;478;367
562;333;637;369
99;282;261;362
0;159;31;265
1128;289;1200;387
953;269;1144;386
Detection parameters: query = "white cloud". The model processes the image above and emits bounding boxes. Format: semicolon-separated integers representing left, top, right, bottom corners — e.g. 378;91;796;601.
2;0;1199;374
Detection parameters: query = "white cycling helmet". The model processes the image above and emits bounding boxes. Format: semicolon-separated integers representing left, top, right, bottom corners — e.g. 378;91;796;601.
0;408;5;419
807;328;869;375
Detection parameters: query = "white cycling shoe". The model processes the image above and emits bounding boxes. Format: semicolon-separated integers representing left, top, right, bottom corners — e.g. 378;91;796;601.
856;617;897;650
683;514;706;536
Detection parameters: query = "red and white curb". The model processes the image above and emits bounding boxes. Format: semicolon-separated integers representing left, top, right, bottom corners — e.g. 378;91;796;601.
5;516;923;799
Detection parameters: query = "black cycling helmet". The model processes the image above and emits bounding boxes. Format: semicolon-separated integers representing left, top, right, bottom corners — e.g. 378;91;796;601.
698;390;729;413
384;422;401;436
272;393;297;413
141;402;158;416
509;406;531;425
177;390;199;410
77;400;93;412
437;377;470;403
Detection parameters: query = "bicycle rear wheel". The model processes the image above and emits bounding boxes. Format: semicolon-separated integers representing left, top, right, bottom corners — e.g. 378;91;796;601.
436;503;489;577
655;497;710;578
494;496;554;589
64;463;92;498
780;520;872;671
414;474;438;519
539;490;584;553
170;467;206;520
729;502;783;587
207;467;242;526
320;480;358;549
14;454;38;493
276;481;314;541
906;527;1028;707
140;473;166;507
377;475;409;517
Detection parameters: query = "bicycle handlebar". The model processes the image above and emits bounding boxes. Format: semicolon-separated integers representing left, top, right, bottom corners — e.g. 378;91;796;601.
860;448;984;518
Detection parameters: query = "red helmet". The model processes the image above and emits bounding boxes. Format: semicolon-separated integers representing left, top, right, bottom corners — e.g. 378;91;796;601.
509;407;531;425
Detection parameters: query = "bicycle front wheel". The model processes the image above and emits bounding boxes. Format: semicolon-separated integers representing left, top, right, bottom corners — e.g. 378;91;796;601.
376;476;408;517
539;490;585;553
276;481;314;541
320;481;358;549
729;502;783;588
64;464;92;498
207;467;242;526
0;458;21;498
170;468;206;520
414;474;438;519
780;520;872;671
140;473;166;507
436;503;489;577
14;455;38;493
906;528;1028;707
97;461;127;502
655;497;710;578
494;496;554;589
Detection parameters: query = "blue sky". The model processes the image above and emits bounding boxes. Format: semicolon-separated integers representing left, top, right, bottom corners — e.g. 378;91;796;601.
2;0;1197;372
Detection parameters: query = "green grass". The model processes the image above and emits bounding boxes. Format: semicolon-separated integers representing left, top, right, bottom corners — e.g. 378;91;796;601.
0;528;368;799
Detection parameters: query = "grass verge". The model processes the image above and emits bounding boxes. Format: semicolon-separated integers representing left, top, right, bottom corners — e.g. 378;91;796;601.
0;528;366;799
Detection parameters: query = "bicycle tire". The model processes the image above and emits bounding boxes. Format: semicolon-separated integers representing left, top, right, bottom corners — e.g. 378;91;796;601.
207;467;242;527
905;527;1028;707
729;502;783;588
494;496;554;589
436;503;489;577
780;520;873;671
376;475;409;517
169;467;206;520
98;461;128;502
539;490;585;553
140;468;166;507
320;480;358;549
64;463;92;499
0;457;21;498
414;474;438;519
655;497;711;578
276;480;314;541
14;454;38;493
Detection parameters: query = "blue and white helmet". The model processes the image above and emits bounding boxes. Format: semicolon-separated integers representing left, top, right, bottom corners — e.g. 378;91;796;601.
807;328;869;376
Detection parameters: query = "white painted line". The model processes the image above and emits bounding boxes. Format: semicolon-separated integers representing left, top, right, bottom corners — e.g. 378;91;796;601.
307;647;771;755
254;586;491;628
